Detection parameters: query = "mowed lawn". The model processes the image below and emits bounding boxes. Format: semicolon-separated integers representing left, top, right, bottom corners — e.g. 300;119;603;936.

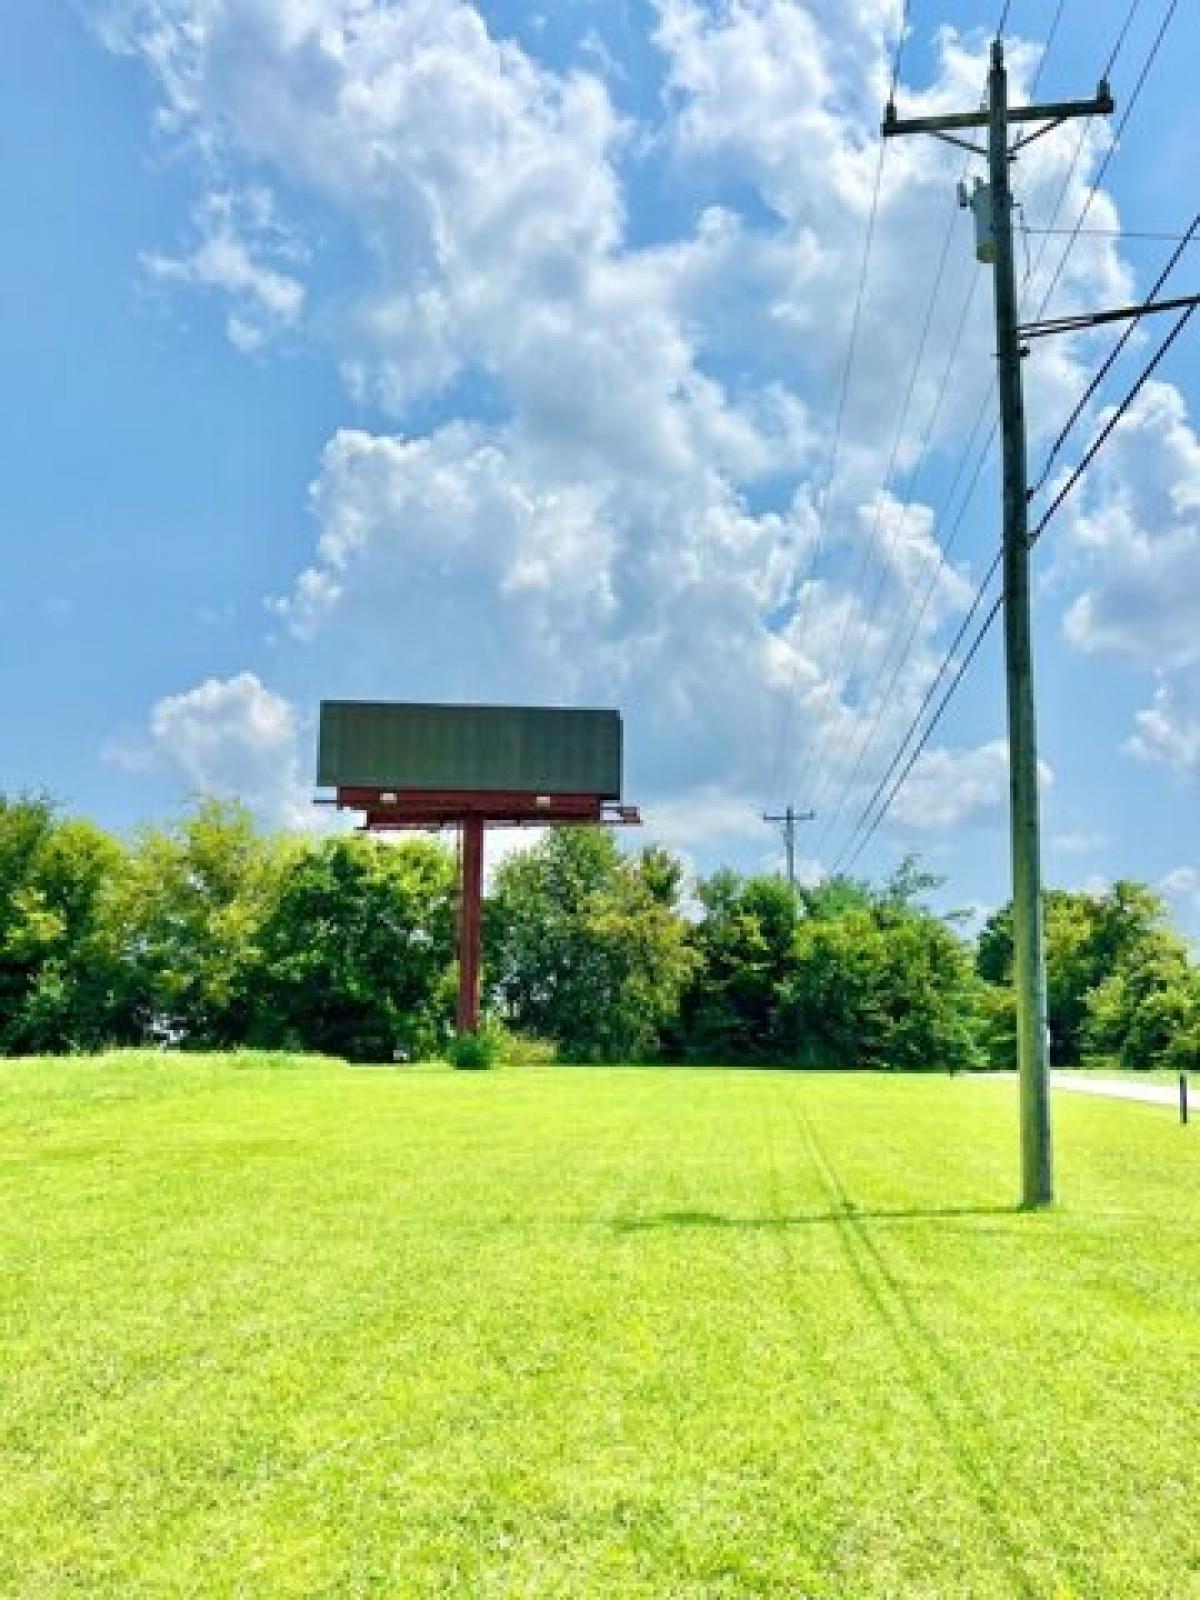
2;1058;1198;1599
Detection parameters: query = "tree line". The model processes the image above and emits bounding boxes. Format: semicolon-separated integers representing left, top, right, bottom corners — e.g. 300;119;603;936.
2;794;1196;1071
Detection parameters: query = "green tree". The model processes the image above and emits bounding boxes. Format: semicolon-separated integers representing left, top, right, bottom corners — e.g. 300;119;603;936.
486;830;694;1061
250;834;457;1061
678;872;798;1061
1082;946;1199;1072
0;795;57;1044
0;798;125;1053
779;899;984;1072
977;881;1194;1069
98;800;280;1048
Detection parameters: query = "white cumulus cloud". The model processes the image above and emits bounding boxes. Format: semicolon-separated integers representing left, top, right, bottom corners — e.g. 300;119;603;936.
106;672;312;828
1126;679;1200;783
142;187;307;349
888;739;1053;832
86;0;1179;871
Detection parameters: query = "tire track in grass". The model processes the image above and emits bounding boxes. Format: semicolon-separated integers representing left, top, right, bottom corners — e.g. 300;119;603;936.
776;1079;1050;1600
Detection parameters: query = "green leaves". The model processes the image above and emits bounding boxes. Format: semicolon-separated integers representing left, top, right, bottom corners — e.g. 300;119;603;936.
680;870;982;1071
0;797;457;1063
250;834;457;1061
1;791;1194;1072
777;900;983;1073
977;883;1199;1071
486;832;695;1062
0;799;123;1052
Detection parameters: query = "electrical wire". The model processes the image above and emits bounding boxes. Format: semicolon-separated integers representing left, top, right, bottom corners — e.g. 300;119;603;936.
1029;0;1068;94
814;400;999;857
840;590;1001;873
1019;0;1145;307
803;184;970;826
765;121;892;805
765;0;913;806
1030;301;1196;536
1024;226;1196;241
825;0;1180;869
799;7;1013;828
834;549;1002;871
838;303;1196;871
1103;0;1147;78
1028;209;1200;498
1032;0;1180;317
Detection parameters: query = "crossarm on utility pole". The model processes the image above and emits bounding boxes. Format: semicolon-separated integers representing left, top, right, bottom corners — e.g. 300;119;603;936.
763;805;815;897
882;87;1112;139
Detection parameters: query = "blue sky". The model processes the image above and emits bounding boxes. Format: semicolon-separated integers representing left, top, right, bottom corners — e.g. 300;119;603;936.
3;0;1198;932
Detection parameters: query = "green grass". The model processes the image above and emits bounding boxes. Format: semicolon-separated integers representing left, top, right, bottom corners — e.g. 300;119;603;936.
2;1055;1199;1599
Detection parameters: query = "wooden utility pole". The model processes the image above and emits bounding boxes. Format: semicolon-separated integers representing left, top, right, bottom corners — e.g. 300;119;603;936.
763;805;815;895
883;40;1112;1208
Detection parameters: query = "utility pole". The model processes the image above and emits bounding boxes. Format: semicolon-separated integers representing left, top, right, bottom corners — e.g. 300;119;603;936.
763;805;815;895
883;40;1112;1209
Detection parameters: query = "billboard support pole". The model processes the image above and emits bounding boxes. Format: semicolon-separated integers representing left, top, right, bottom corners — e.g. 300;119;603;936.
456;816;485;1034
316;701;641;1041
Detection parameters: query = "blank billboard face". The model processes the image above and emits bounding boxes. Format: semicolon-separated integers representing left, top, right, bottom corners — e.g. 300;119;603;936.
317;702;623;799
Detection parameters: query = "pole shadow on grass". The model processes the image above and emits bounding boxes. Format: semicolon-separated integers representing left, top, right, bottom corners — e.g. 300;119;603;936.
613;1193;1041;1593
788;1109;1063;1600
612;1204;1017;1232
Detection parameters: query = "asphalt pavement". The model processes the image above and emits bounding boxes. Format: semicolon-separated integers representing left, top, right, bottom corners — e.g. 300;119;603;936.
1049;1073;1188;1110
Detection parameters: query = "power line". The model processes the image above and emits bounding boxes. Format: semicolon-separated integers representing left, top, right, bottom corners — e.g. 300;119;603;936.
765;120;892;804
828;0;1180;870
812;0;1085;855
834;548;1002;871
1103;0;1147;78
766;0;911;805
1024;226;1197;241
1030;301;1196;536
1029;210;1200;497
1018;0;1146;309
1032;0;1180;317
803;182;971;825
839;304;1196;872
803;8;1016;830
1029;0;1069;94
825;8;1179;1210
814;400;998;858
840;590;1001;874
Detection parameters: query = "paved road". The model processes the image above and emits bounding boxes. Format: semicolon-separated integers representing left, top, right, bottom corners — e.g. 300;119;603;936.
1049;1073;1187;1109
975;1072;1189;1110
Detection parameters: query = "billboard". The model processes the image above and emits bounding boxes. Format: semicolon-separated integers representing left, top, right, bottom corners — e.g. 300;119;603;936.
318;701;623;798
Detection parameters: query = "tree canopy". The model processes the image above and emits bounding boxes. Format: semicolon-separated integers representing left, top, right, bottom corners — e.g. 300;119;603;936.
486;830;695;1061
975;883;1199;1071
1;794;1196;1071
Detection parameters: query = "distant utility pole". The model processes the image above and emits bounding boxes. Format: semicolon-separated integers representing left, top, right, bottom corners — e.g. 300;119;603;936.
763;805;815;895
883;41;1113;1209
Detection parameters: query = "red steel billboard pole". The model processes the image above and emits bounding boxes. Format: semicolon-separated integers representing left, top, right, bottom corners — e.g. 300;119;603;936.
324;788;639;1040
457;816;485;1034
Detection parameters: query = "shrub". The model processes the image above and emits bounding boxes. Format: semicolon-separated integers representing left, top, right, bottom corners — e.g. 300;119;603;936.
447;1025;504;1070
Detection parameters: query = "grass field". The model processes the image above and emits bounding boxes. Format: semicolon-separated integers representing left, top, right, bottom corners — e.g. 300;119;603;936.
2;1055;1198;1599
